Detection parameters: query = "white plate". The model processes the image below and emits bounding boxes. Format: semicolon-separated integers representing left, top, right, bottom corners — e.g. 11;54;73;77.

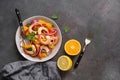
15;16;62;62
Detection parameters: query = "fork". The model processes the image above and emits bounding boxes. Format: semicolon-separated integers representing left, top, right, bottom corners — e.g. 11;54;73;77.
15;8;30;45
74;38;91;69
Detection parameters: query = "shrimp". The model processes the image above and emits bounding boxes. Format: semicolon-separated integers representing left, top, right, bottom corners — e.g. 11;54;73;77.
29;22;41;34
38;35;51;45
23;44;38;57
38;27;49;35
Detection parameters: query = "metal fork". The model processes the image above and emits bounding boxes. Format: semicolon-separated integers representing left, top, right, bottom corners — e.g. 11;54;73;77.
15;8;30;46
74;37;92;69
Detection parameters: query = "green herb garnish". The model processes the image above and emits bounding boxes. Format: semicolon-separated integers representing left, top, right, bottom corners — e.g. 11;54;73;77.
26;23;31;27
31;37;36;40
32;50;35;53
64;26;70;33
27;48;32;51
51;14;59;20
26;32;36;40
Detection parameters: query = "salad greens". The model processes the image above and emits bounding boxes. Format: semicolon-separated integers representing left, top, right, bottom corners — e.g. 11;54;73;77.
26;32;36;40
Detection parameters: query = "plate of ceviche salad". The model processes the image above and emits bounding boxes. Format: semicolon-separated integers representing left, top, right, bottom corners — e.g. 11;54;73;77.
15;16;62;62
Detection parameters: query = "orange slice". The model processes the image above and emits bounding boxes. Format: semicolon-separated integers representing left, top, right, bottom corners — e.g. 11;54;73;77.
64;39;81;56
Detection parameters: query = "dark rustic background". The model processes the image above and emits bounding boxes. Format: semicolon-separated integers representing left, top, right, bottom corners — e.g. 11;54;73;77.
0;0;120;80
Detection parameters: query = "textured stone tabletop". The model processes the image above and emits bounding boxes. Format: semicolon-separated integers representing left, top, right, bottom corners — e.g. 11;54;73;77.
0;0;120;80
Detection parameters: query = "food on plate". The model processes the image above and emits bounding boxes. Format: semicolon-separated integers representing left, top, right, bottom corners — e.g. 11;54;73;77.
64;39;81;56
57;55;72;71
22;19;59;59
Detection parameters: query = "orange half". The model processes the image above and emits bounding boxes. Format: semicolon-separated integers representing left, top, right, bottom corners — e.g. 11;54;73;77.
64;39;81;56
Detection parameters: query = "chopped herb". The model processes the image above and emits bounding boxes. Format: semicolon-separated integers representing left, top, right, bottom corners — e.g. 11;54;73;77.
26;23;31;27
26;32;36;40
32;37;36;40
51;14;59;20
30;32;35;36
27;48;32;51
64;26;70;33
26;35;32;40
32;50;36;53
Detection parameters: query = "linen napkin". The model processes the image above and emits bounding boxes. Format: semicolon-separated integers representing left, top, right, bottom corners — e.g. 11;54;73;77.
0;61;61;80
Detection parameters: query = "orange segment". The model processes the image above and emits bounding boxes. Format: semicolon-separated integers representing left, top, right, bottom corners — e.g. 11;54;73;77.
22;44;32;49
38;52;47;58
64;39;81;56
46;23;52;28
38;20;46;24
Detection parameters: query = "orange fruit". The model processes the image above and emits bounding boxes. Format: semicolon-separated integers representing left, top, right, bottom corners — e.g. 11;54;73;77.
64;39;81;56
38;52;47;58
57;55;72;71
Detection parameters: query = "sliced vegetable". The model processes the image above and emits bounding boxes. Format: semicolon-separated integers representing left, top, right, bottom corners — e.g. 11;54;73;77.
42;24;47;27
46;23;52;28
23;26;28;31
31;20;38;24
25;29;29;35
39;20;46;24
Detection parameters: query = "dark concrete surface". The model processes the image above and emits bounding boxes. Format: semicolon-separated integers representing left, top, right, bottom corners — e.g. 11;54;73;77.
0;0;120;80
